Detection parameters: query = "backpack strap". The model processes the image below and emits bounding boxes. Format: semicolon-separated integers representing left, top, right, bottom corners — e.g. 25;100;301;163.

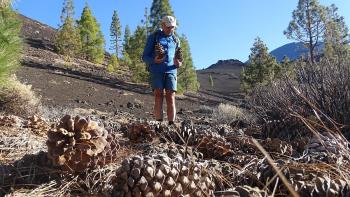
172;34;179;49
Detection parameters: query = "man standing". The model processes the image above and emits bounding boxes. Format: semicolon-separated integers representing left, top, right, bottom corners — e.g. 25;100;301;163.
142;15;182;125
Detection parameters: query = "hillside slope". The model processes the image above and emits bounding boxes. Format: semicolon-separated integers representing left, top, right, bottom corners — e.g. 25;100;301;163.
196;59;244;103
16;14;241;120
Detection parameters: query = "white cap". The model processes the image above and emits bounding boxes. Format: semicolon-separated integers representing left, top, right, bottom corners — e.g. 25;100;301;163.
162;16;177;27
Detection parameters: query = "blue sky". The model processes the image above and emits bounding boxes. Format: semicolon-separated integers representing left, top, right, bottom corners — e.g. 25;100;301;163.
14;0;350;69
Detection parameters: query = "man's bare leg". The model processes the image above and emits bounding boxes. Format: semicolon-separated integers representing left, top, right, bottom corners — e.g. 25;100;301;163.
154;89;164;121
165;90;176;123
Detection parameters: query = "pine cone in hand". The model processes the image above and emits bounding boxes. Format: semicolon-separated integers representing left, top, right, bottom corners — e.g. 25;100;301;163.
175;47;183;62
154;42;165;59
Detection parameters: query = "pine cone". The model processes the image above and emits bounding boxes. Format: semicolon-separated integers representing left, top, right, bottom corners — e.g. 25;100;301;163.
23;115;50;136
154;42;165;59
127;121;156;143
112;154;216;197
46;115;119;172
175;47;183;62
142;142;203;160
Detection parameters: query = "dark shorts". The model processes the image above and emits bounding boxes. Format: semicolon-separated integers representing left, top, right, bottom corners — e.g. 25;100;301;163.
150;72;177;91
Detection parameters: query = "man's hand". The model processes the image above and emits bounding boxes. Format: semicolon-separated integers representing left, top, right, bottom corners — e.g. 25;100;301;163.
174;57;182;68
154;55;164;64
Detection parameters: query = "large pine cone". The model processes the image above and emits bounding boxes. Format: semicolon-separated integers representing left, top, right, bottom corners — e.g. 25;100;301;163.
303;132;350;163
155;42;165;59
46;115;119;172
288;164;350;196
162;120;233;159
175;47;183;62
161;119;196;145
142;142;203;160
194;131;233;159
262;138;293;156
127;122;156;143
112;154;216;197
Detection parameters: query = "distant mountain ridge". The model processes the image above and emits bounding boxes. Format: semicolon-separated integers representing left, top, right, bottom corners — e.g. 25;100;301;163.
270;42;324;62
205;59;244;70
196;59;244;103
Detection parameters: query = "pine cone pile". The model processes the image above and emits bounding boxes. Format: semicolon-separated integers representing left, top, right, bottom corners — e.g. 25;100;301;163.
262;119;307;141
155;42;165;59
112;154;216;197
226;135;259;154
225;154;259;167
161;120;196;145
262;138;293;156
215;185;267;197
0;115;21;127
163;121;233;159
194;132;233;159
127;122;156;143
287;164;350;196
291;174;349;196
302;132;350;163
23;115;50;136
46;115;119;172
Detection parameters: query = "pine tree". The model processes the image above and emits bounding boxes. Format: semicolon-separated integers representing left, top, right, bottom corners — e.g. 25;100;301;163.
0;0;12;8
78;4;105;64
209;74;214;88
284;0;326;63
110;10;121;58
241;37;278;92
0;5;22;82
55;0;81;58
107;54;118;73
127;25;148;82
141;7;151;37
120;25;131;65
323;4;349;59
56;17;81;58
149;0;175;32
60;0;74;24
177;35;200;92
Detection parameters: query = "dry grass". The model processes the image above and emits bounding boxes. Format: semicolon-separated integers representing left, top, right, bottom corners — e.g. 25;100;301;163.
213;103;253;124
251;57;350;135
0;76;41;117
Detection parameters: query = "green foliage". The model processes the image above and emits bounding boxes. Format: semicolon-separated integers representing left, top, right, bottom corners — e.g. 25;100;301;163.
0;6;22;82
131;62;149;83
142;7;151;36
78;5;105;64
177;35;200;93
56;17;81;57
121;25;131;66
127;25;149;82
241;37;278;92
110;10;122;57
107;54;118;73
324;4;349;59
209;74;214;88
284;0;326;63
149;0;175;32
0;0;12;8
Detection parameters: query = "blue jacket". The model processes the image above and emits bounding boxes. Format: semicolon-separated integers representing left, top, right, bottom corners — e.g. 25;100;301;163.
142;29;180;74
